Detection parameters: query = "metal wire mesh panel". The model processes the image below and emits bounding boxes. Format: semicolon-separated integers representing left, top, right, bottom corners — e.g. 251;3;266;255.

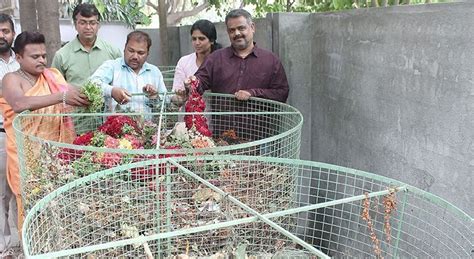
14;93;302;211
158;66;175;90
23;156;472;258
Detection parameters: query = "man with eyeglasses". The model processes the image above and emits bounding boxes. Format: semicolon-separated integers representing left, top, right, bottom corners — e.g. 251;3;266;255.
52;3;121;88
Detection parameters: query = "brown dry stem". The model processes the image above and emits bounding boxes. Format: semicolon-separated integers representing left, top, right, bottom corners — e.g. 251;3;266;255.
362;192;383;259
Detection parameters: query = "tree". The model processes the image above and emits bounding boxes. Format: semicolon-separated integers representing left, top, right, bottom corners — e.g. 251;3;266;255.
145;0;221;26
38;0;61;67
145;0;227;65
157;0;170;65
18;0;37;32
19;0;61;66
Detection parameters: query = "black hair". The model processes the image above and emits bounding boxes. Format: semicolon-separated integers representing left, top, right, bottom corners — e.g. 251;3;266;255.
13;31;45;55
190;19;222;52
126;31;152;51
225;9;252;25
0;13;14;33
73;3;100;21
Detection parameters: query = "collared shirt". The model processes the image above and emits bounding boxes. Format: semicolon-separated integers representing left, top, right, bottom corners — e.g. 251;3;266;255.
172;52;198;91
0;50;19;128
90;57;167;112
195;44;289;102
0;50;19;79
51;36;122;87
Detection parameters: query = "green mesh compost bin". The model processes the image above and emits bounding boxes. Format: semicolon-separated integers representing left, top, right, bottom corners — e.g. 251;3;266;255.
158;66;175;90
22;156;472;258
14;93;302;211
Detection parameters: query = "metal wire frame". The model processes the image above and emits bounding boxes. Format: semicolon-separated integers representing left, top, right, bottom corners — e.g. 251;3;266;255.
13;93;303;211
158;66;175;90
22;156;472;258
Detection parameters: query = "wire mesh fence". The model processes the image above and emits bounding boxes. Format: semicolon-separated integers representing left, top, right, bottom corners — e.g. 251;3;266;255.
22;156;472;258
14;93;302;211
158;66;175;90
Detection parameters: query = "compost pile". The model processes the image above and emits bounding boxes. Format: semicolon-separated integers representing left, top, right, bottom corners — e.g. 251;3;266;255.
27;162;305;258
23;114;251;210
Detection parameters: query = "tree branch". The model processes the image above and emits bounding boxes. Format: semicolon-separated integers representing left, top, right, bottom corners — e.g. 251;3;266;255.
287;0;296;11
169;0;177;13
167;2;209;25
146;0;158;11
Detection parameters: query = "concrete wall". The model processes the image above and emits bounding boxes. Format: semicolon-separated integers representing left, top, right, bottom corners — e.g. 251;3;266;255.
272;13;313;161
275;3;473;215
143;26;182;66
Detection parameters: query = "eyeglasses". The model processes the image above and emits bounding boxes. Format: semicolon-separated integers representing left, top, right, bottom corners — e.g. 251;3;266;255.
76;20;99;27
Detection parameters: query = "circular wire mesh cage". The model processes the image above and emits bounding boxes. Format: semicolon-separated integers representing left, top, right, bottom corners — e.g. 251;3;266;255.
23;156;472;258
13;93;302;211
158;66;175;90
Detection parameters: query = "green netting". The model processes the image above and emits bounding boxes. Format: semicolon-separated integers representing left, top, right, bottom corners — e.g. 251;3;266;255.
22;156;472;258
158;66;175;90
13;93;302;211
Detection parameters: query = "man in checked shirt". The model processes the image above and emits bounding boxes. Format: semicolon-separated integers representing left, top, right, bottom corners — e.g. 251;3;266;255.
0;13;19;257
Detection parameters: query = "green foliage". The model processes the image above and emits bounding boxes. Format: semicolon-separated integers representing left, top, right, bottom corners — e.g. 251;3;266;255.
79;80;105;113
142;121;158;149
91;132;106;147
78;0;151;28
122;124;135;135
331;0;353;10
244;0;451;17
209;0;222;9
71;152;102;177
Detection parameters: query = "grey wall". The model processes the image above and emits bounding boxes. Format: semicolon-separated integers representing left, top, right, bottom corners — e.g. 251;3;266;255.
272;13;313;161
143;26;182;66
275;3;473;215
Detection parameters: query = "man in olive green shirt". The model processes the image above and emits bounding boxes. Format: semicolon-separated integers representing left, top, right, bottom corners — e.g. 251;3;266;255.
52;3;121;133
52;3;121;87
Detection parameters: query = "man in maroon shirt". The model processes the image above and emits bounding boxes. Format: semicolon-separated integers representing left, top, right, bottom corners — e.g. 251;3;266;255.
171;9;289;140
175;9;289;103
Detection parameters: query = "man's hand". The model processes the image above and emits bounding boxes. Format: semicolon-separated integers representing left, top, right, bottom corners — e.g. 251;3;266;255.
235;90;251;101
111;87;132;104
171;89;188;107
171;76;195;106
65;85;89;107
143;84;158;99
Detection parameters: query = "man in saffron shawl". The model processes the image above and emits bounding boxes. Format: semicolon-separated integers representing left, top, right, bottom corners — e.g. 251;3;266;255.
0;31;89;231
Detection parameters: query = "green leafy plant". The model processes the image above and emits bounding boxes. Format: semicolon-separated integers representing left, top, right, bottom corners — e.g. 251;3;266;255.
71;152;102;177
91;0;151;28
79;80;105;113
91;131;107;147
